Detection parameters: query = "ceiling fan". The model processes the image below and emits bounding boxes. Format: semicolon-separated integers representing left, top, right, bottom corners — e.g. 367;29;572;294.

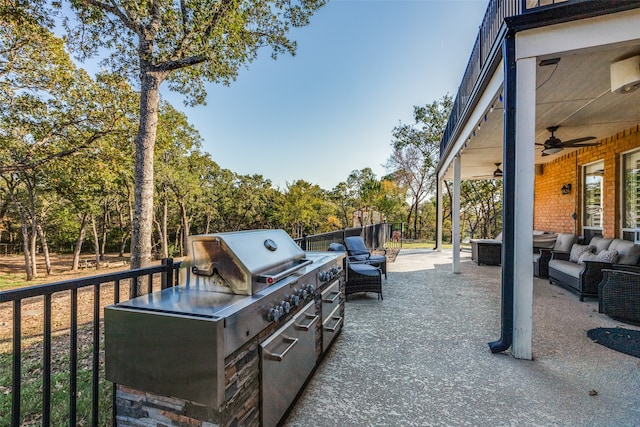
493;162;503;178
537;126;598;156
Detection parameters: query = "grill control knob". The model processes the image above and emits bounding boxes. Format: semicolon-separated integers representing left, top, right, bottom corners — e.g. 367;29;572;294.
281;301;291;314
289;294;300;307
297;288;308;300
267;307;281;322
305;284;314;296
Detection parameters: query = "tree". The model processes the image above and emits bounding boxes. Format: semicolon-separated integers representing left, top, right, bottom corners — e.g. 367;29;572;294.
278;180;337;237
1;7;137;278
59;0;327;271
387;95;452;238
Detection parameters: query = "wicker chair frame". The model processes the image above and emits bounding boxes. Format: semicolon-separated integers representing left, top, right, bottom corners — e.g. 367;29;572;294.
598;269;640;325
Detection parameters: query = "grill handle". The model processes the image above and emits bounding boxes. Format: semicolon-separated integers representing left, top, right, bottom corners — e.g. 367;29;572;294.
323;315;343;333
263;335;298;362
322;291;341;304
294;314;319;332
258;259;313;284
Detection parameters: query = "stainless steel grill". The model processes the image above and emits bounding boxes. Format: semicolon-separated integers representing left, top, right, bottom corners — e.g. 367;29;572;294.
105;229;345;423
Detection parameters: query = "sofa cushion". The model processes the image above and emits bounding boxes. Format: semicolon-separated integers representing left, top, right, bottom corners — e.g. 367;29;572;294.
608;239;640;265
554;233;578;252
549;259;584;278
578;251;597;265
570;244;592;263
595;249;619;263
589;237;613;254
578;249;619;265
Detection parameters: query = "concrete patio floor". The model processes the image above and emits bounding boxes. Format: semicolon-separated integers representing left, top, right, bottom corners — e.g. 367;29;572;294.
283;249;640;427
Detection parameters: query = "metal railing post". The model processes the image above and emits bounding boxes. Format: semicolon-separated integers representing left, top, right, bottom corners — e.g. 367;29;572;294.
162;258;174;289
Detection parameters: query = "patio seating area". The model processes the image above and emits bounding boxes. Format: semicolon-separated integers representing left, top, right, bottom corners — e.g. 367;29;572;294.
283;249;640;426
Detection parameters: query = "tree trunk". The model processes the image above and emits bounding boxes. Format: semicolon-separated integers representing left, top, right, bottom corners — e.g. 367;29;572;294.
100;200;109;259
205;213;211;234
19;209;33;281
159;185;169;258
91;215;101;270
117;192;133;257
72;214;88;271
36;223;52;275
131;69;166;272
179;201;190;257
29;214;38;278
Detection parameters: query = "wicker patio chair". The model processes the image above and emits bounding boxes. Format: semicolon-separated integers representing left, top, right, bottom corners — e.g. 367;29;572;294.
343;236;387;279
598;268;640;325
328;242;383;300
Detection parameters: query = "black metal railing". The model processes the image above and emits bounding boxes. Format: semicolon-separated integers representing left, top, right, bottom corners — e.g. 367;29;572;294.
0;258;181;427
296;223;396;252
439;0;575;160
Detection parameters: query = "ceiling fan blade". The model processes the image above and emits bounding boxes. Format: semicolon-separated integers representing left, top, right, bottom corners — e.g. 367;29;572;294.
535;143;546;146
562;142;600;148
560;136;597;146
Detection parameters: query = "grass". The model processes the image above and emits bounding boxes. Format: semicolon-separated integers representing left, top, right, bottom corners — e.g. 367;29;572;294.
0;326;113;426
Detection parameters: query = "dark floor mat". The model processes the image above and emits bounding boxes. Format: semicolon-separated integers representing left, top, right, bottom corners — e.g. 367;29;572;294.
587;328;640;358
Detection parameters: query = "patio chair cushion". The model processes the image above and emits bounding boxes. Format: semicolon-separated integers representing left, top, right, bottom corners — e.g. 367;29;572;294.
569;244;592;262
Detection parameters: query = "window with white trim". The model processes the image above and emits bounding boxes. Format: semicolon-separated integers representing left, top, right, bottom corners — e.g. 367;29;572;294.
583;161;604;237
622;149;640;241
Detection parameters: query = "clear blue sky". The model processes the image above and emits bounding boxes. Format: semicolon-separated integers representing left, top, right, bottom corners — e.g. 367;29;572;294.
162;0;488;190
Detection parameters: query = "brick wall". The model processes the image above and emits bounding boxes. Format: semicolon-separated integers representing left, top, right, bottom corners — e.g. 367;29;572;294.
534;125;640;237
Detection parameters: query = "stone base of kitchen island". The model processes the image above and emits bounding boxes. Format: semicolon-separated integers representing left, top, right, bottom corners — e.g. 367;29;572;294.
114;338;260;427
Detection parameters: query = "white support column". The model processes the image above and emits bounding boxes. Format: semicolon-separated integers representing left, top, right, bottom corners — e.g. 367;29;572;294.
512;56;536;360
436;179;443;252
452;155;461;274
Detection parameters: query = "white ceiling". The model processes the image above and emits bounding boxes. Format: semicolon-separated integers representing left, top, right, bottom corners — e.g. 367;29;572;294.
445;41;640;180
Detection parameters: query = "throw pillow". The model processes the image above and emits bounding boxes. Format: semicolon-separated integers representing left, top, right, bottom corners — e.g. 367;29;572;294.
570;244;592;263
577;251;597;265
595;249;619;263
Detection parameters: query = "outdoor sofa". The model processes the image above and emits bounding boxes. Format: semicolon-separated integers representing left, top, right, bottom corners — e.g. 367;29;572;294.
548;237;640;301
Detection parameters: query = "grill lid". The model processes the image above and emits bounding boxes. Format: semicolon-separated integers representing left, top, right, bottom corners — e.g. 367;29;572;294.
183;229;308;295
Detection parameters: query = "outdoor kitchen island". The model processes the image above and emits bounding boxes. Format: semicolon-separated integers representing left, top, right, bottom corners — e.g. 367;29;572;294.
105;230;345;427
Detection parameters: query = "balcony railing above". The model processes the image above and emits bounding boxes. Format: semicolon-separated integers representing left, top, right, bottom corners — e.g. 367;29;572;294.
439;0;574;160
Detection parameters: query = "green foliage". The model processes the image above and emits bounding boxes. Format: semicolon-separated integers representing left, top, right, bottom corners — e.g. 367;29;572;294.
0;2;399;270
387;95;453;237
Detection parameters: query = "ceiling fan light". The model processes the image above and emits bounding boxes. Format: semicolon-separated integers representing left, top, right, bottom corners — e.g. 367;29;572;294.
542;147;562;155
493;162;503;178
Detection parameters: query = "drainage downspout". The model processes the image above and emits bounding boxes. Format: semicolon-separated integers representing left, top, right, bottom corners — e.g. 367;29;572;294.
489;28;516;354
